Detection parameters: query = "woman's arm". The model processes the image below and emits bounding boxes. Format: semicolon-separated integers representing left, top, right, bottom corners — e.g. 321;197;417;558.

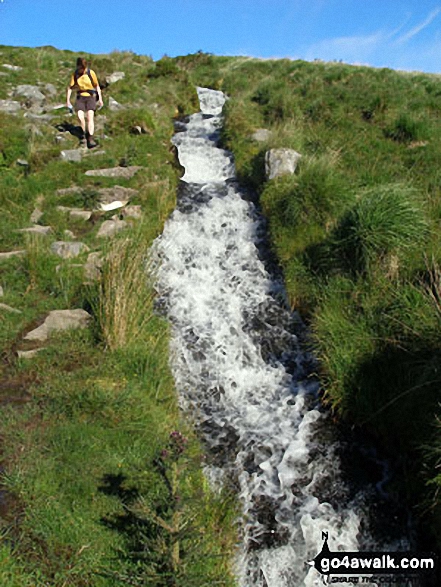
66;86;73;109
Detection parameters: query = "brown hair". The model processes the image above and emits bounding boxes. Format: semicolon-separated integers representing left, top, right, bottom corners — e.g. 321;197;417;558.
75;57;88;76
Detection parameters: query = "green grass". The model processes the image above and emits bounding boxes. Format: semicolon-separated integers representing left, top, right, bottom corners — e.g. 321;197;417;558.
0;45;238;586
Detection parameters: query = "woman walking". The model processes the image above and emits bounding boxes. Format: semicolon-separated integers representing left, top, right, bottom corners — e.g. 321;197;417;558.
66;57;103;148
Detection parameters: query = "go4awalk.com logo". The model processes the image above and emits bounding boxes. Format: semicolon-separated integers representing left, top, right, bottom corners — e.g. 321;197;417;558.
309;532;438;585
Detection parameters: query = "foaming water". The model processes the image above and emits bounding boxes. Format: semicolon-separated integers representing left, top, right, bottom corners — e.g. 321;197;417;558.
153;87;389;586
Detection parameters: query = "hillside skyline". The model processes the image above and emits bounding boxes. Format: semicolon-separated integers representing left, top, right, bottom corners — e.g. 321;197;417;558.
0;0;440;74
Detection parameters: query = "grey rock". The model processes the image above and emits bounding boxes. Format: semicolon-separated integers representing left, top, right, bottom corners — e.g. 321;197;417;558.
23;112;53;122
17;349;43;359
251;129;271;142
97;185;138;205
2;63;22;71
96;219;128;238
14;84;46;105
56;186;82;196
43;83;57;97
60;149;83;163
265;148;302;180
84;252;103;281
16;225;52;236
50;241;89;259
106;71;125;84
0;285;3;297
24;309;92;342
0;302;21;314
85;166;142;179
0;250;26;260
121;205;142;219
64;230;76;239
0;99;21;114
30;208;43;224
70;210;92;221
108;96;123;111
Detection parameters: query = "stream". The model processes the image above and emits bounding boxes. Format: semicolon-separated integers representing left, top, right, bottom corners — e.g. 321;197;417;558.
152;87;406;587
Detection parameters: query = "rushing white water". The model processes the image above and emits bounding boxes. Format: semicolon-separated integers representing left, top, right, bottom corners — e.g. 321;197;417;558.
153;88;378;586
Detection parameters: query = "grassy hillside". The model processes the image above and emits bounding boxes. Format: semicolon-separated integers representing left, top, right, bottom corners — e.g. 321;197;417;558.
177;54;441;548
0;46;237;586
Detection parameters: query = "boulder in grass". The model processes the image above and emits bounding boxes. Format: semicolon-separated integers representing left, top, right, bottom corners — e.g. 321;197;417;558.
106;71;125;84
96;219;128;238
85;166;142;179
265;148;302;180
14;85;46;106
50;241;90;259
0;99;21;114
24;309;92;342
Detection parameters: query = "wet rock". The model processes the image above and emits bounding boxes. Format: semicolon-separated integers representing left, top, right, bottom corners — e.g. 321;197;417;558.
85;165;142;179
24;309;92;342
265;148;302;180
14;85;45;106
50;241;89;259
96;218;127;238
106;71;125;84
0;99;21;114
60;149;83;163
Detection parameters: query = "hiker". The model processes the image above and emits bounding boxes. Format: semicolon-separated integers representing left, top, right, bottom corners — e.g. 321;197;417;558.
66;57;103;148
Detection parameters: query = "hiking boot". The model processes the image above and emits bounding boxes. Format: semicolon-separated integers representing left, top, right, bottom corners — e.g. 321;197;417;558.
87;136;98;149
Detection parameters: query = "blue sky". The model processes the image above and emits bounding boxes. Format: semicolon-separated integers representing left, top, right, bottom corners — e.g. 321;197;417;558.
1;0;440;73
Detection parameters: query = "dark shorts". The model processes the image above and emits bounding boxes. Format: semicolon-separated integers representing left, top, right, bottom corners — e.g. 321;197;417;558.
75;94;97;112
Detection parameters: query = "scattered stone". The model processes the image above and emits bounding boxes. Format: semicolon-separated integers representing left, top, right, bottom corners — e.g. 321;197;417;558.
108;96;123;111
56;186;82;196
265;148;302;180
106;71;125;84
96;218;128;238
0;250;26;260
85;166;142;179
84;252;103;281
121;205;142;219
17;349;43;360
69;210;92;221
100;200;129;211
0;285;3;297
24;309;92;342
50;241;90;259
251;128;271;142
0;99;21;114
16;159;29;167
64;230;76;239
23;112;53;122
16;225;52;236
97;185;138;205
43;83;57;97
60;149;83;163
30;208;43;224
0;303;21;314
14;85;46;105
2;63;22;71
